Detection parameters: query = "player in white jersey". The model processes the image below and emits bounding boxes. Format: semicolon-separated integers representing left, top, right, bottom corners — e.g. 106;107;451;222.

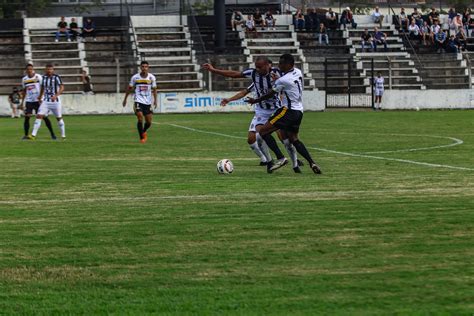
374;72;384;110
246;54;322;174
202;57;304;173
123;61;157;144
29;64;66;140
21;64;56;140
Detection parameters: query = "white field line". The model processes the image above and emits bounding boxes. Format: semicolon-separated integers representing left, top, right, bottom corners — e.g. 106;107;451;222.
161;123;474;172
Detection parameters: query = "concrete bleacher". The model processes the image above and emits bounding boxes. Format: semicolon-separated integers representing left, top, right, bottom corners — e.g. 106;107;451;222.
0;28;25;94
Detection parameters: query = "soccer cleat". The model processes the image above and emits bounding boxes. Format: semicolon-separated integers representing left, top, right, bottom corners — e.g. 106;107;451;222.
61;137;66;141
142;132;148;142
27;135;36;140
269;157;288;172
293;166;302;173
259;161;269;166
51;135;57;140
140;138;146;144
297;159;304;167
310;162;322;174
21;135;29;140
266;161;274;173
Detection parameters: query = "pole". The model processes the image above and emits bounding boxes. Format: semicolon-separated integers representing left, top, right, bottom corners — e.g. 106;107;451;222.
324;58;328;109
214;0;225;53
371;58;375;110
348;58;351;108
388;57;392;90
116;57;120;94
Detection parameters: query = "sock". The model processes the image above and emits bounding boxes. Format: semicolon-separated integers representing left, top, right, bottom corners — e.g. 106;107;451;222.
43;117;55;137
249;142;267;163
137;121;144;138
261;133;285;160
144;122;151;132
256;133;272;162
24;117;30;136
283;139;298;168
31;119;42;136
58;119;66;138
292;139;315;165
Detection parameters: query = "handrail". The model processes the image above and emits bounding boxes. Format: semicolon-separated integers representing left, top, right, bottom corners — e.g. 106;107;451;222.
465;52;472;89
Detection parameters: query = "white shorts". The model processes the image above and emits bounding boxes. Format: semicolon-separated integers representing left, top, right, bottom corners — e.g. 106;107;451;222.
248;110;273;132
38;101;62;117
375;89;384;96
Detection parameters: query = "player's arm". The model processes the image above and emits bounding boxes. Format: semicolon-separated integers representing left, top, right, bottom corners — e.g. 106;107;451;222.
20;88;26;109
221;88;250;106
122;85;133;107
245;90;277;104
52;84;64;102
201;63;244;78
152;77;158;108
38;83;44;104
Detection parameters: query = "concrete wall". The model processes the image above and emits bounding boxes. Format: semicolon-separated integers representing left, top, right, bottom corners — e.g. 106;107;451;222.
26;17;83;29
131;15;186;27
382;89;474;110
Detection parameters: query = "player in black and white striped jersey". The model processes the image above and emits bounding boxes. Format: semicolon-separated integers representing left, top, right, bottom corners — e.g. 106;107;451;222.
29;64;66;140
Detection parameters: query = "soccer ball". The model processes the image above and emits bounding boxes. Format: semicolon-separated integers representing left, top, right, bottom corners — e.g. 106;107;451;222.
217;159;234;174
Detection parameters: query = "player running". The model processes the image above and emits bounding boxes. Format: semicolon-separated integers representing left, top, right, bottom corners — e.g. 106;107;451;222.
21;64;56;140
246;54;322;174
123;61;157;144
202;57;303;173
29;64;66;140
374;72;384;110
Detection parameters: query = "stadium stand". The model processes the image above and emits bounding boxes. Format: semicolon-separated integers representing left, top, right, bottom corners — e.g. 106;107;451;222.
0;19;25;94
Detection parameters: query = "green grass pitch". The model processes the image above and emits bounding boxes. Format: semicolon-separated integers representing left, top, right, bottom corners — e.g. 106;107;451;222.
0;111;473;314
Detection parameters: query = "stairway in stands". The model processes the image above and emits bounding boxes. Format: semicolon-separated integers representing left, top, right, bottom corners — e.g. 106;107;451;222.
133;25;203;91
0;29;25;93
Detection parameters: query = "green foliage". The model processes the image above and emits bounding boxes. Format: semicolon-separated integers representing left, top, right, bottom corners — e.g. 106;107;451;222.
191;0;213;15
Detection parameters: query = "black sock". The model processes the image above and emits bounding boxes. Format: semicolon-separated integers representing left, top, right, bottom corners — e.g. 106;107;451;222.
137;121;144;138
262;133;285;160
24;117;30;136
43;117;55;137
292;140;315;165
144;122;151;132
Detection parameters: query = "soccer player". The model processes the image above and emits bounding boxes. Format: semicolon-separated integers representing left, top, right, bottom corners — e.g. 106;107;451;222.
21;64;56;140
202;58;303;173
122;61;157;143
29;64;66;140
374;72;384;110
246;54;322;174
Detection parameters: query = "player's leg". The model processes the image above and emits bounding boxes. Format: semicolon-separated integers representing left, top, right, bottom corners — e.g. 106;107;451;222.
287;131;322;174
134;103;145;141
255;126;272;164
30;102;49;138
49;102;65;139
378;94;383;109
277;129;301;172
43;115;57;139
142;112;153;142
23;103;33;138
247;130;267;165
258;120;287;173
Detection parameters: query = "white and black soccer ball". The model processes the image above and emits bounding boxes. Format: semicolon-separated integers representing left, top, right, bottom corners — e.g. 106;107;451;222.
217;159;234;174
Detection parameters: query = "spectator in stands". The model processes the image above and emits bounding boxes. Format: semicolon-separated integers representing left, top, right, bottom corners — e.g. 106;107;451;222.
372;6;384;28
231;10;244;31
340;7;357;30
398;8;409;30
265;10;276;30
294;9;305;31
306;8;319;31
81;70;93;95
245;15;257;37
408;20;421;41
253;9;265;30
8;87;21;118
453;14;466;39
430;20;441;43
82;18;97;42
455;31;467;51
69;17;81;41
360;28;374;52
434;29;446;53
373;27;388;52
317;23;329;45
462;9;471;37
428;8;439;26
446;34;459;53
55;16;71;42
325;8;338;30
421;21;432;46
468;13;474;37
448;7;456;25
411;8;423;28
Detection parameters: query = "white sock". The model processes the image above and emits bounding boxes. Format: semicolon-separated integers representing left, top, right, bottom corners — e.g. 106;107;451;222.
249;142;267;163
256;133;272;162
58;119;66;137
31;119;42;136
283;139;298;168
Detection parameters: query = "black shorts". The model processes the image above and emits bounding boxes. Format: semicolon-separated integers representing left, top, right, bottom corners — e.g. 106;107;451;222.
134;102;153;115
25;102;40;115
269;107;303;133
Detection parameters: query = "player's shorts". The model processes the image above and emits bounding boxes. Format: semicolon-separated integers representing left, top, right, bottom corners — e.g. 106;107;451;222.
248;110;273;132
268;107;303;133
134;102;153;115
375;89;384;96
25;102;40;115
10;102;20;109
38;101;62;117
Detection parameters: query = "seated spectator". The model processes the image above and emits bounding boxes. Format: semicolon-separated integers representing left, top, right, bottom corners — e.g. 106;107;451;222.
325;8;338;30
399;8;409;30
428;8;439;26
453;14;465;38
294;9;305;31
446;34;459;53
231;11;244;31
317;23;329;45
245;15;257;37
253;9;265;29
308;8;319;31
421;21;432;46
455;31;467;51
448;7;456;25
434;29;446;52
69;17;81;41
408;19;421;41
81;70;94;95
430;20;441;40
411;8;423;28
340;7;357;30
55;16;71;42
265;10;276;29
468;13;474;37
372;6;384;28
462;9;471;37
360;28;374;52
373;27;388;52
82;18;96;42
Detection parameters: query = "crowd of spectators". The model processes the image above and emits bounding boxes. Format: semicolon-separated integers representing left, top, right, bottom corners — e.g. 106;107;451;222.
55;16;97;42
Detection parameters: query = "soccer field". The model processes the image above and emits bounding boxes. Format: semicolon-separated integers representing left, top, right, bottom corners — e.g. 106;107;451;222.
0;111;473;314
